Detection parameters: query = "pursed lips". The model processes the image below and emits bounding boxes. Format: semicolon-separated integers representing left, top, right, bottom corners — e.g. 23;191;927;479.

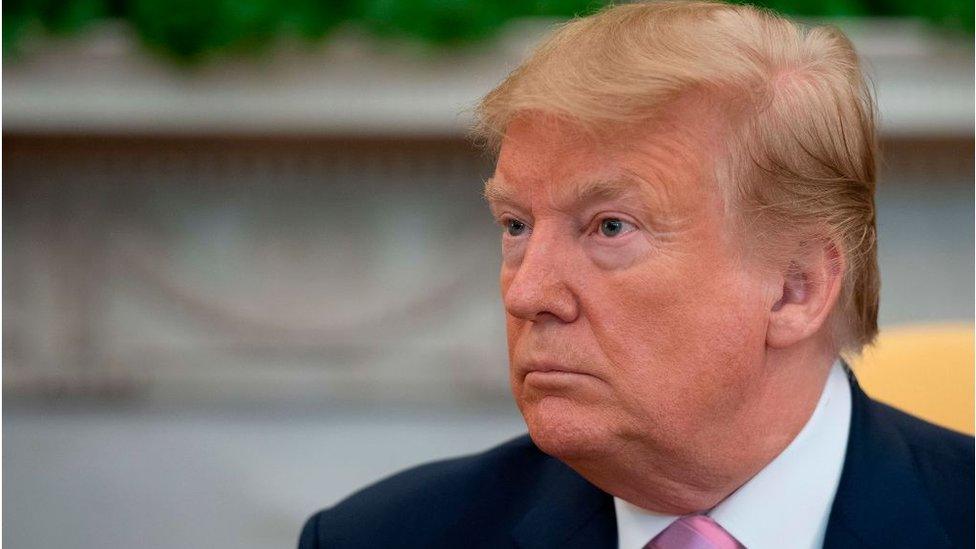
521;361;600;380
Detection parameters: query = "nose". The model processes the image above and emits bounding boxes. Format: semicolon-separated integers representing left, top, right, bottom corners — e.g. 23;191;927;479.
502;230;580;324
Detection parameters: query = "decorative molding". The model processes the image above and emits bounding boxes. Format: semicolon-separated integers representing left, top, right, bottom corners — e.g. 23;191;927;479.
4;18;972;138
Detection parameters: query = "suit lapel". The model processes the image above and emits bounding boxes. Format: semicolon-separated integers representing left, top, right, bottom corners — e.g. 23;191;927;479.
511;456;616;549
823;370;951;549
510;368;953;549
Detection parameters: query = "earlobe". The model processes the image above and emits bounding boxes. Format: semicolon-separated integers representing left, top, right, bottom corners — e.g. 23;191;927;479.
766;241;844;349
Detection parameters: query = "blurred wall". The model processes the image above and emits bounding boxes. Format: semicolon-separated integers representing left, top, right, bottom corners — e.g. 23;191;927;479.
4;134;973;408
5;137;505;406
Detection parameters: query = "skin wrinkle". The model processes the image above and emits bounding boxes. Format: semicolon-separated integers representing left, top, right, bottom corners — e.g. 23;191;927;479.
476;6;880;354
486;174;684;242
471;1;878;518
494;110;839;515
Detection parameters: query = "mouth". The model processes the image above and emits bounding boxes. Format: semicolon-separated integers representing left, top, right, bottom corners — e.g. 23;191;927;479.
521;362;599;383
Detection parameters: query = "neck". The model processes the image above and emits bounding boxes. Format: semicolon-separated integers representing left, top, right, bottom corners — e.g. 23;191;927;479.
572;340;837;515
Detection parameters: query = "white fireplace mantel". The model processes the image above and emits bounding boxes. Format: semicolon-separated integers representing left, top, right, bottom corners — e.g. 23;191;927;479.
3;18;972;138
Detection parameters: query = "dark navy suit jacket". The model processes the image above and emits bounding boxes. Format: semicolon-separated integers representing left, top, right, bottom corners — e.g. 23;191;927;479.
299;373;974;548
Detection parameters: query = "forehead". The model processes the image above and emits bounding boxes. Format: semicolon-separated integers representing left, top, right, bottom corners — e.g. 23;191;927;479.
488;113;719;211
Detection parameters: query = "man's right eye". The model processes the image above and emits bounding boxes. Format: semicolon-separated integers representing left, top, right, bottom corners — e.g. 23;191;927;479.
505;218;527;237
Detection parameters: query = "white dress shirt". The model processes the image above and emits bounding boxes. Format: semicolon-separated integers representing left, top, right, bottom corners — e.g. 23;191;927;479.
614;361;852;549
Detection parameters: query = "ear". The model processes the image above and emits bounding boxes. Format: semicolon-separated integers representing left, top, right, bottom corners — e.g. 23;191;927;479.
766;238;845;349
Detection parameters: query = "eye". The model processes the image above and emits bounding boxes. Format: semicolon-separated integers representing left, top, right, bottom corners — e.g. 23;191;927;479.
505;218;528;237
597;217;636;238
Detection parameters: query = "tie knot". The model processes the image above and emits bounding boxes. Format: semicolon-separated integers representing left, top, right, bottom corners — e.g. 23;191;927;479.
644;514;745;549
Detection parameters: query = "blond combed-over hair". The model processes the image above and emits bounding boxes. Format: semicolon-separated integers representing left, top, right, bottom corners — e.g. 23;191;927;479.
474;0;879;354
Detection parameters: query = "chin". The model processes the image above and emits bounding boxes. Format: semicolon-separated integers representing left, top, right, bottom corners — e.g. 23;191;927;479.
520;395;613;461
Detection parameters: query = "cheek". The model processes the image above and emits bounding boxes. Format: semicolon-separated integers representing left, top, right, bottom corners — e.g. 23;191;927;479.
587;253;768;419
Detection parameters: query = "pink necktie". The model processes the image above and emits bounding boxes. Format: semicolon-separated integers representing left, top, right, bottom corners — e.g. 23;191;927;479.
644;514;746;549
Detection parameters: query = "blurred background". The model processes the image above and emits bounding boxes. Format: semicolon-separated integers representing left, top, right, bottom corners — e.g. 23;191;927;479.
3;1;973;547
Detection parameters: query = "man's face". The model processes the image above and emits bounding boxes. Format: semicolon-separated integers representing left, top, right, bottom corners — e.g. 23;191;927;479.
487;113;773;466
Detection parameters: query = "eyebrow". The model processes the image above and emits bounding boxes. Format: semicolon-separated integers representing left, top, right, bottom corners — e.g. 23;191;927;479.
483;175;651;212
568;177;642;206
483;177;517;205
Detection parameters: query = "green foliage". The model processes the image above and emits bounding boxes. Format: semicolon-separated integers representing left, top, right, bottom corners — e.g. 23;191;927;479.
753;0;972;28
129;0;285;60
757;0;867;17
5;0;107;54
3;0;972;63
356;0;509;44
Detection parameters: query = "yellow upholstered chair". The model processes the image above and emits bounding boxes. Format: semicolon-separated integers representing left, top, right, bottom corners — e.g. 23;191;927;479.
850;322;974;435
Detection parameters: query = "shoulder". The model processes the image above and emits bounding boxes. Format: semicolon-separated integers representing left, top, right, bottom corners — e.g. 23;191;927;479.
878;400;972;456
868;398;974;540
869;398;973;477
299;434;552;549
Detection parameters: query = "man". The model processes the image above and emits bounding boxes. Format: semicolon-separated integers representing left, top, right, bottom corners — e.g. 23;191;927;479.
299;2;974;548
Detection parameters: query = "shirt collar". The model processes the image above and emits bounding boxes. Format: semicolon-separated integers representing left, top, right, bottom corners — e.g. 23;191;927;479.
614;360;852;549
614;497;676;549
